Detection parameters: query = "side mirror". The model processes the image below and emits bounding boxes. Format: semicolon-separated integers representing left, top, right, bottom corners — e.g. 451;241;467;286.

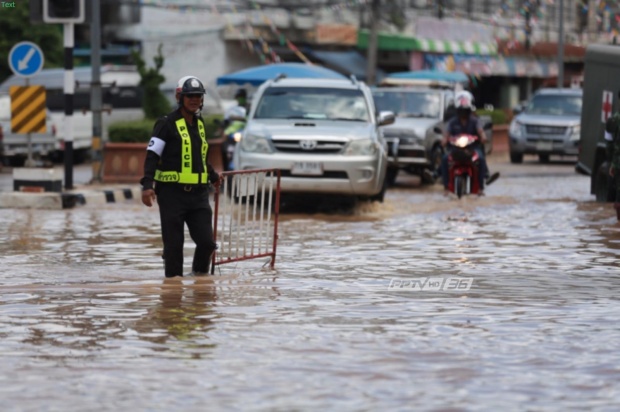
433;126;443;135
483;122;493;130
513;104;523;115
378;111;395;126
443;105;456;121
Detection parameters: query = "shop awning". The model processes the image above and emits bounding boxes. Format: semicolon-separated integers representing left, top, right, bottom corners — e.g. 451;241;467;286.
422;55;558;78
304;49;385;82
416;39;497;56
497;57;558;77
357;30;497;56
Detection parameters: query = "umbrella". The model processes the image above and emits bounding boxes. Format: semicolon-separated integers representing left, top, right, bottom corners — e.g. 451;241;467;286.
385;70;469;83
216;63;347;86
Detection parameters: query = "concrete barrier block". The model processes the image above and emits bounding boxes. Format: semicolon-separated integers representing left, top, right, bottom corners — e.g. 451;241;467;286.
0;192;63;209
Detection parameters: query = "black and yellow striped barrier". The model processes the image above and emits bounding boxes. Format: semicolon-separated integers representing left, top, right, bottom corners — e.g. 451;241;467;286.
9;85;46;134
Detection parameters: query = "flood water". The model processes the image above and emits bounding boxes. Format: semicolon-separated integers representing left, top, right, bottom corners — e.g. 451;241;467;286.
0;160;619;411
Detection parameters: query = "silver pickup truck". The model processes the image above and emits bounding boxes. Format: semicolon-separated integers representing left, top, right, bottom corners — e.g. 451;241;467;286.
372;86;493;185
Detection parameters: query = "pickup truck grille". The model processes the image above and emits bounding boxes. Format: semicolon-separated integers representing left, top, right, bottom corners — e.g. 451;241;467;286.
273;139;346;154
385;137;426;159
525;125;567;135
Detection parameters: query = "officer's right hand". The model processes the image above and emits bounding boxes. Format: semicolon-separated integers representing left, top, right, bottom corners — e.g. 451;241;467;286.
611;166;616;178
142;189;156;207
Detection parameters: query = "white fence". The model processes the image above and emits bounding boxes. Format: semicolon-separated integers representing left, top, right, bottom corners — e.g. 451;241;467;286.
211;169;281;272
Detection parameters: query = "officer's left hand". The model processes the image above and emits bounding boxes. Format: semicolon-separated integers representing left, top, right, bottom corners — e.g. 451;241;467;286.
209;170;220;186
611;166;616;178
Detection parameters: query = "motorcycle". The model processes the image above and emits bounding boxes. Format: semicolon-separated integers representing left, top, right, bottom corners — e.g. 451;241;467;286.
447;133;482;198
220;106;247;171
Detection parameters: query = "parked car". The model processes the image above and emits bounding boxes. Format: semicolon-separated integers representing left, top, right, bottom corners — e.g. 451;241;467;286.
372;86;493;186
509;88;583;164
233;76;394;202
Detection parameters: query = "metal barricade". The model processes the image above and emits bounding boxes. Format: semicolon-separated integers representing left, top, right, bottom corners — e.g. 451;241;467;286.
211;169;281;273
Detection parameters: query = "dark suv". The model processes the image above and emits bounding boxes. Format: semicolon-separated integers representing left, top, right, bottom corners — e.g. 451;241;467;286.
509;88;582;163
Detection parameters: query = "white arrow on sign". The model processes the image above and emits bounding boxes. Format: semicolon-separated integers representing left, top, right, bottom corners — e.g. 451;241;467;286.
18;47;35;71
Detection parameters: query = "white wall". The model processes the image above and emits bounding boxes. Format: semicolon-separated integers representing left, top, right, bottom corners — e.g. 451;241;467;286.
111;6;254;91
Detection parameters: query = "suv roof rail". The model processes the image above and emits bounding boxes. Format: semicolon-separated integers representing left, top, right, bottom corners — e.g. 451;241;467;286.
350;74;358;85
274;73;287;82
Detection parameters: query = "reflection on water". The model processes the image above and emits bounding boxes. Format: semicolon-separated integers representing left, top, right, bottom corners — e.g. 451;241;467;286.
0;171;619;410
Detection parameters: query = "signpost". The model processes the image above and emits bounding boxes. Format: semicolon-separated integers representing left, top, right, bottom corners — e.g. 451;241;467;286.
8;41;46;168
8;41;44;78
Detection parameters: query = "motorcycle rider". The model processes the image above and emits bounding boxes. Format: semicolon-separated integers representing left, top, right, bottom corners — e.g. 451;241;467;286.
222;105;247;171
234;88;249;111
440;91;499;196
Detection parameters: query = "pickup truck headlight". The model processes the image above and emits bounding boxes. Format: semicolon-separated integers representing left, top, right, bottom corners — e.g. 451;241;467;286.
509;120;523;138
240;134;272;153
344;139;378;156
569;125;580;142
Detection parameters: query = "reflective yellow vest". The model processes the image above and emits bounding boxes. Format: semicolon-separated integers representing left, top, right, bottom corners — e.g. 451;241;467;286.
154;118;208;184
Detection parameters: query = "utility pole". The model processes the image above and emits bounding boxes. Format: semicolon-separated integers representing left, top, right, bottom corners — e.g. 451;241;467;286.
587;0;598;42
557;0;564;89
525;2;532;50
91;0;103;183
366;0;380;86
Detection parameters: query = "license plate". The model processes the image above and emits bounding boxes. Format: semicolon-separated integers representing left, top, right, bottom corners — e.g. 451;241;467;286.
291;161;323;176
536;140;553;151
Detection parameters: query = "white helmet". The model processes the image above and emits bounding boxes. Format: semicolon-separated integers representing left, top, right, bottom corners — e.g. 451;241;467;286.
455;90;475;111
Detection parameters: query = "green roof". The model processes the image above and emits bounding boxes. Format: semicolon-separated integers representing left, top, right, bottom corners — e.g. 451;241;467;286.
357;30;497;56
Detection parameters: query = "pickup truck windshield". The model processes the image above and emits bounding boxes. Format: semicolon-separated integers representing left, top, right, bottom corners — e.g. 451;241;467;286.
254;87;370;121
373;90;441;118
525;94;582;116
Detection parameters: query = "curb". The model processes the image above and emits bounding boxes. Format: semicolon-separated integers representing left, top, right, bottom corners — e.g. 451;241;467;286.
0;187;142;210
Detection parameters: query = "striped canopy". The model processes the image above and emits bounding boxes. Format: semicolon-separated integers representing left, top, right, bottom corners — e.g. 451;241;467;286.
416;39;497;55
357;30;498;56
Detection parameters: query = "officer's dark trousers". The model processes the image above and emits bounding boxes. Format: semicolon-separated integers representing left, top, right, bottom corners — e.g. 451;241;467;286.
155;183;217;277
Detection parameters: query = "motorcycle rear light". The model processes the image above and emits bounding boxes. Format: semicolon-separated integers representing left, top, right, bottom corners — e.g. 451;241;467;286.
51;124;57;136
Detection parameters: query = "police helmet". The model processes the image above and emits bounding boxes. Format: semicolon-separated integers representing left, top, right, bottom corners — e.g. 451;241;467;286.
176;76;206;96
234;88;247;99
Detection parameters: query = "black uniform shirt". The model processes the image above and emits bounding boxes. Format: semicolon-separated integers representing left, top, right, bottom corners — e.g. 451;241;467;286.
141;108;212;190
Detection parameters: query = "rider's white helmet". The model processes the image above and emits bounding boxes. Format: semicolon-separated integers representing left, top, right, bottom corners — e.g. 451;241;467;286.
455;90;475;111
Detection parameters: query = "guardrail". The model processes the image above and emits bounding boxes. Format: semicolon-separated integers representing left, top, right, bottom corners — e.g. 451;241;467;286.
211;168;281;273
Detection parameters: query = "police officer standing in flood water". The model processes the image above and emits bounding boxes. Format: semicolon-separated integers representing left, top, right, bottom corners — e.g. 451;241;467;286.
140;76;219;277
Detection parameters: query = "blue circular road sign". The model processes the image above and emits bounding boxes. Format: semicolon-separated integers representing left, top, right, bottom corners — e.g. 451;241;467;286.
8;41;45;78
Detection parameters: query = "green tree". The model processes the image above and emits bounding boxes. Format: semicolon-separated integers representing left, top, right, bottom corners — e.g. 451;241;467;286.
132;44;171;119
0;2;64;82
